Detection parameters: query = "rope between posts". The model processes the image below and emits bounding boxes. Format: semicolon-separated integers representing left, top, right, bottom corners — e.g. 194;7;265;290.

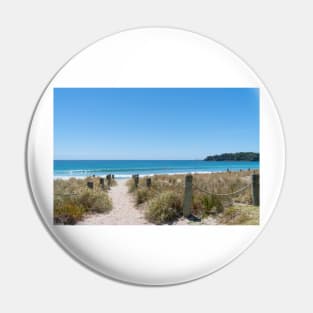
192;182;251;197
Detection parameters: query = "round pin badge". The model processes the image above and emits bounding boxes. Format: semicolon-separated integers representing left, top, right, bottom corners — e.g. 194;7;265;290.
27;28;285;285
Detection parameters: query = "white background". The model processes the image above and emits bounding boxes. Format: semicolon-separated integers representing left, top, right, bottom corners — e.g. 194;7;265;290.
0;0;312;312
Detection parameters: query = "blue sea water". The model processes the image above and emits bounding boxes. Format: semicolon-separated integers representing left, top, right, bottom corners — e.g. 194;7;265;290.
54;160;259;179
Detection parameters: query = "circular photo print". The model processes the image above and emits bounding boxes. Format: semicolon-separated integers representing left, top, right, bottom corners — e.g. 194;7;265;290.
27;28;285;285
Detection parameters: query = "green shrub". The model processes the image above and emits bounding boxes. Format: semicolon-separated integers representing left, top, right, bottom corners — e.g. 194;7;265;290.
202;195;223;214
54;201;85;225
145;191;182;224
191;193;224;217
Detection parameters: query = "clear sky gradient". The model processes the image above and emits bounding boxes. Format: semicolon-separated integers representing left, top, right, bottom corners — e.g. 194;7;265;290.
54;88;259;160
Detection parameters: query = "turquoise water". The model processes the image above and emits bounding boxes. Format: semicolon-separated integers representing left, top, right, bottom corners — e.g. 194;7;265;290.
54;160;259;179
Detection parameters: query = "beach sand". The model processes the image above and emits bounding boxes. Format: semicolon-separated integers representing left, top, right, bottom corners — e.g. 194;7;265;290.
78;179;150;225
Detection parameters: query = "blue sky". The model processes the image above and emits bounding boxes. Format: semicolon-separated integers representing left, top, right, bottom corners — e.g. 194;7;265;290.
54;88;259;160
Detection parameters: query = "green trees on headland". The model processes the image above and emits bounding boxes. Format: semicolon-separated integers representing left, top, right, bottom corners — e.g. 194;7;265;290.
204;152;259;161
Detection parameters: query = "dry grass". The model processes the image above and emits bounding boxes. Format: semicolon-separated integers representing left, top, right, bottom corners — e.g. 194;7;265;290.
54;177;113;224
127;170;259;225
220;205;259;225
145;191;182;224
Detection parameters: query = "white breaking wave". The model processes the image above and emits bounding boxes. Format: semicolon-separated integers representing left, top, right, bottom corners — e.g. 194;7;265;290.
53;170;216;180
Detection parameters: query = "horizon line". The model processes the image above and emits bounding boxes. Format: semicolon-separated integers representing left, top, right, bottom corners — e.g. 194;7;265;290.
54;152;260;161
54;158;260;161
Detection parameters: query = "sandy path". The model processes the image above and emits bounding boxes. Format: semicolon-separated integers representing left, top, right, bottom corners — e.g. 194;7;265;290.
78;179;149;225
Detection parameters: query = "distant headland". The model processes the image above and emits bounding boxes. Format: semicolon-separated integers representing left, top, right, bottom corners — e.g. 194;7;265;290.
204;152;259;161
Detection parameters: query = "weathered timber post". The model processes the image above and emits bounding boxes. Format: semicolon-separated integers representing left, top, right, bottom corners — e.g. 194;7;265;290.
183;174;193;217
112;174;115;180
87;181;94;189
99;177;105;190
134;174;139;188
146;177;151;188
251;174;260;206
106;174;112;187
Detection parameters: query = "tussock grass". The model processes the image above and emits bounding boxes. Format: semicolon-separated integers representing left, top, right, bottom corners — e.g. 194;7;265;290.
54;177;112;225
136;188;152;205
54;201;85;225
192;194;224;217
220;205;259;225
145;191;183;224
127;170;259;225
127;179;137;193
191;170;256;216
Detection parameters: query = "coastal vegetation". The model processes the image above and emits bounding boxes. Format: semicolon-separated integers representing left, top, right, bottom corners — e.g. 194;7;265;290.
54;177;112;224
204;152;259;161
53;170;259;225
127;170;259;225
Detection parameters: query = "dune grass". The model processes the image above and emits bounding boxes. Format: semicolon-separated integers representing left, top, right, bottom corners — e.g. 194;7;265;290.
127;170;259;225
54;177;113;225
144;191;183;224
220;205;259;225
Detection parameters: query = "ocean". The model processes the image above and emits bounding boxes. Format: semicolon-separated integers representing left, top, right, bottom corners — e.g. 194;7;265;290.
54;160;260;179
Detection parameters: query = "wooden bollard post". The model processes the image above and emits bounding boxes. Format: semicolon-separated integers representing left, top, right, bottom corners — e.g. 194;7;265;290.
134;174;139;188
106;174;112;187
183;174;193;217
251;174;260;206
99;177;104;190
146;177;151;188
87;181;94;189
112;174;115;180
